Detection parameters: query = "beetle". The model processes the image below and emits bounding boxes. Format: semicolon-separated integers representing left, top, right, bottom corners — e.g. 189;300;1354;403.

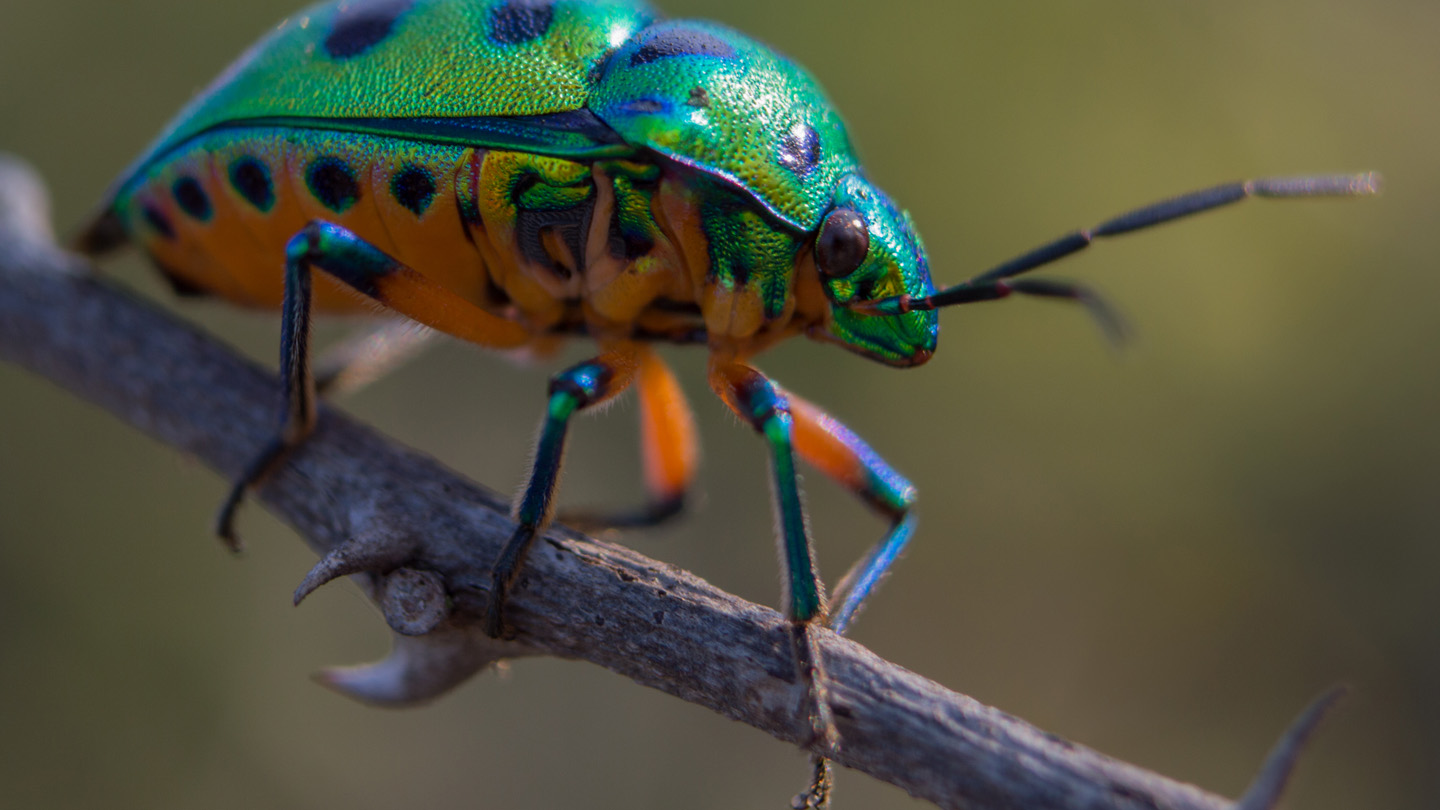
73;0;1377;805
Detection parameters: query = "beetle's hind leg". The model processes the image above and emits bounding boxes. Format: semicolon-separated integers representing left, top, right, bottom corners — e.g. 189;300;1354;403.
214;224;326;550
232;321;435;542
218;221;530;550
557;349;699;533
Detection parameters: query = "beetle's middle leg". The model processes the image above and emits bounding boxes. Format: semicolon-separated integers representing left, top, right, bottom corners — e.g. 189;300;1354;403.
558;348;699;532
788;393;919;637
218;220;531;549
483;346;643;638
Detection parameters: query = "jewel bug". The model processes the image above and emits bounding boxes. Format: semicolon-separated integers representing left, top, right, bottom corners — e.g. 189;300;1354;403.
73;0;1379;805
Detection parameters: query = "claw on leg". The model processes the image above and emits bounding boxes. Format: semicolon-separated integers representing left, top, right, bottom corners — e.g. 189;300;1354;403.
792;620;839;754
791;621;839;809
792;757;834;810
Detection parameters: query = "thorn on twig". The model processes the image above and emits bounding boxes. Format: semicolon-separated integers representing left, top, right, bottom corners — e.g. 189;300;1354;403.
1234;684;1349;810
315;627;539;707
293;525;418;606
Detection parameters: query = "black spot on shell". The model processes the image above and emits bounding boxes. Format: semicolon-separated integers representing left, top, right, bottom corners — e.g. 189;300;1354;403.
142;204;174;239
630;27;736;67
489;0;555;46
619;98;667;115
229;156;274;212
306;157;361;213
324;0;413;59
777;123;821;178
171;176;212;221
390;164;436;217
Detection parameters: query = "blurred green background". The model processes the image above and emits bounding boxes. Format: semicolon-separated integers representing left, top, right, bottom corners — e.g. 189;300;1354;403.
1;0;1435;808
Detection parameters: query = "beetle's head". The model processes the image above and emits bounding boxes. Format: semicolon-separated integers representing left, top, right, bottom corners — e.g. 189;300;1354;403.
810;173;938;367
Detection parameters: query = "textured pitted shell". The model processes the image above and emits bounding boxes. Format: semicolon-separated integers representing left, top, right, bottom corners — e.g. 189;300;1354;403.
122;0;658;183
590;20;860;232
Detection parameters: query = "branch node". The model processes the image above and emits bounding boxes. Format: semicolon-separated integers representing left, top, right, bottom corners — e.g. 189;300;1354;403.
380;567;451;636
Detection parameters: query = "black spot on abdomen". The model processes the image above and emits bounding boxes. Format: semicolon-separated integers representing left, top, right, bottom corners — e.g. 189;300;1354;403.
306;157;361;213
229;156;275;212
172;176;212;221
324;0;413;59
777;123;821;178
489;0;555;46
142;204;175;240
390;164;436;217
630;27;736;66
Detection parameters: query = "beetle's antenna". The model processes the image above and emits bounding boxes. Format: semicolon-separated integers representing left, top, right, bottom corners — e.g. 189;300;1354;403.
851;173;1380;337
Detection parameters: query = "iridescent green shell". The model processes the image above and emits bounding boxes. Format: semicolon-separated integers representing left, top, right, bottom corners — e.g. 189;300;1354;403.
110;1;861;235
119;0;658;189
590;20;860;231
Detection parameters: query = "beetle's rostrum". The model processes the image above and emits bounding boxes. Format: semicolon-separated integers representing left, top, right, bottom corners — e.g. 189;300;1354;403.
74;0;1378;806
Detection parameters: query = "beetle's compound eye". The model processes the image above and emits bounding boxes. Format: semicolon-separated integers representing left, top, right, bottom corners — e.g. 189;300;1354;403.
816;208;870;280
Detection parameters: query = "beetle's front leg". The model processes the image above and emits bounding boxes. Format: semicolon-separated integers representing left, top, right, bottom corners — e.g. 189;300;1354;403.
785;393;919;808
788;393;919;637
709;360;839;761
483;347;642;639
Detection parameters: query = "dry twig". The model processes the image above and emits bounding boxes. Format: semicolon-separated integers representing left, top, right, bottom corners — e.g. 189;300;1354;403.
0;154;1337;810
